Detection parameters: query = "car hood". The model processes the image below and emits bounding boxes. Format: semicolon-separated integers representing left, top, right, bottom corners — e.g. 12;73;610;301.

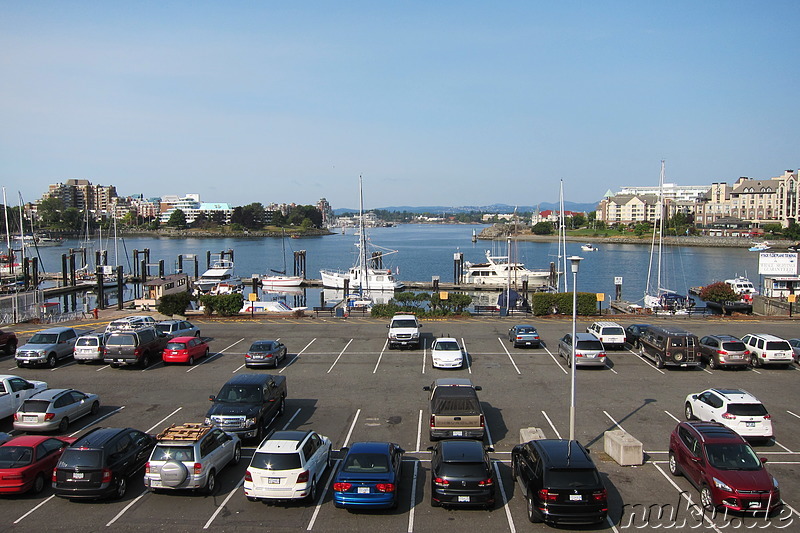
712;467;774;491
17;343;58;350
206;403;260;417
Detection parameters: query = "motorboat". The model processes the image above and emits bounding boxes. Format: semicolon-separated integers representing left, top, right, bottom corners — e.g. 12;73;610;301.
462;249;551;289
749;241;771;252
580;243;599;252
194;259;243;294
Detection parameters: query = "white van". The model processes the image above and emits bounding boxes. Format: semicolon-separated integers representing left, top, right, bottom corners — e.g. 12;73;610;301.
586;321;626;350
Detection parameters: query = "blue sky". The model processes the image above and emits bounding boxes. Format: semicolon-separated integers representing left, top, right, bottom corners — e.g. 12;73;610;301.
2;1;798;210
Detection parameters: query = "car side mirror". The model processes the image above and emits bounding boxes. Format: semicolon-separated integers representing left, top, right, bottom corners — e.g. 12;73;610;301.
340;446;349;454
485;445;495;452
397;447;406;455
761;457;768;464
422;386;431;391
426;446;435;452
209;395;216;402
474;386;482;391
691;395;698;400
386;325;390;329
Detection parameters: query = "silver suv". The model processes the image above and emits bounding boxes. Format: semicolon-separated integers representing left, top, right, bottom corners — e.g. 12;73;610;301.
15;327;79;368
74;333;111;363
144;423;241;494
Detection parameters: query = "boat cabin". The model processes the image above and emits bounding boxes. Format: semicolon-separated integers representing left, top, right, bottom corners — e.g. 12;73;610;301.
134;273;191;310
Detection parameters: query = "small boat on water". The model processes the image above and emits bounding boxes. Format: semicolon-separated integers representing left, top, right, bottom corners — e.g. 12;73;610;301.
262;231;304;288
749;241;771;252
462;249;551;289
580;243;599;252
240;300;307;314
194;259;243;294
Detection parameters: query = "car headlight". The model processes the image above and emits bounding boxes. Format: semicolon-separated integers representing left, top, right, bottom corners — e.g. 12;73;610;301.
773;476;779;489
713;477;733;492
411;333;419;339
204;417;212;425
246;417;258;427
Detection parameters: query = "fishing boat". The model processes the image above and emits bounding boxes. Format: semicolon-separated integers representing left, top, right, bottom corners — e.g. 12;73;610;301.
580;243;599;252
749;241;771;252
320;177;403;291
262;231;303;288
194;258;243;294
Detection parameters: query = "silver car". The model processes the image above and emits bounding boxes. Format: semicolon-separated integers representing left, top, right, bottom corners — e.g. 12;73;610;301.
144;423;241;494
13;388;100;433
15;327;79;368
156;320;200;338
73;333;110;363
557;332;607;368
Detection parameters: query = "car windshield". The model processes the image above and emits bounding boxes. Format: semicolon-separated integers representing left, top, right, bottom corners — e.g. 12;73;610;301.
517;327;536;334
576;340;603;350
151;445;195;462
546;468;602;488
20;400;51;413
28;333;58;344
249;342;273;352
342;453;390;473
0;446;34;468
727;403;768;416
216;384;262;403
76;338;99;347
106;335;136;347
439;462;488;478
250;451;302;471
166;342;187;350
434;341;460;351
705;443;762;470
604;327;624;335
58;449;103;468
766;341;791;351
392;320;417;328
721;341;746;351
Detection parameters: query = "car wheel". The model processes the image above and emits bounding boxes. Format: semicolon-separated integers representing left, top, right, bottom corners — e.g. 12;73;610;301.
16;361;23;368
326;449;332;470
58;417;69;433
700;486;715;511
204;469;216;495
708;357;717;370
278;397;286;416
141;352;150;369
47;353;57;368
511;458;518;481
195;331;201;337
91;401;100;415
203;348;209;360
31;473;46;494
751;354;760;368
115;476;128;499
684;403;694;420
187;356;194;366
527;492;542;523
668;452;681;476
110;363;119;369
5;342;17;355
307;480;317;502
231;444;241;465
655;354;665;369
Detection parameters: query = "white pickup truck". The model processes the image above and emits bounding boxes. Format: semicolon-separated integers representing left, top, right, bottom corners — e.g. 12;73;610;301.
0;374;48;419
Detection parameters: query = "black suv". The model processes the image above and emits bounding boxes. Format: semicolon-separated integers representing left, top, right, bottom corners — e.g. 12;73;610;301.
429;439;495;509
511;439;607;525
53;427;156;500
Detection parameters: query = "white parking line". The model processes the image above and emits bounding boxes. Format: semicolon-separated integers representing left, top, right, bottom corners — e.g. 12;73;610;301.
342;408;361;448
106;489;147;526
326;339;353;374
69;406;125;437
52;360;77;371
421;338;427;374
416;409;423;452
543;347;568;375
407;460;419;533
462;337;472;374
372;339;388;374
604;410;625;432
203;477;244;529
186;350;226;372
541;410;562;439
281;338;316;373
664;410;681;423
146;407;182;433
497;338;521;375
652;464;723;533
13;494;55;524
633;352;666;375
787;410;800;420
775;440;794;453
306;459;339;531
96;364;110;372
492;460;516;533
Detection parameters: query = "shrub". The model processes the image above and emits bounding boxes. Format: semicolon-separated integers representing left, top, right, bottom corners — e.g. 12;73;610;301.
198;293;244;316
530;292;597;316
699;282;737;303
156;291;193;317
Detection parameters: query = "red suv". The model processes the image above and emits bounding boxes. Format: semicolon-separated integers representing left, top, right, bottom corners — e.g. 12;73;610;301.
668;421;781;514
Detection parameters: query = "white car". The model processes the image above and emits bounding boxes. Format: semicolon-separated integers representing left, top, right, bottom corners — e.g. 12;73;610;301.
741;333;793;367
244;430;332;501
586;321;626;350
430;337;464;369
684;388;773;440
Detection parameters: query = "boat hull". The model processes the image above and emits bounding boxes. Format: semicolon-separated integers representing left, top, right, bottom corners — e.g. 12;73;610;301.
320;268;403;291
261;275;303;287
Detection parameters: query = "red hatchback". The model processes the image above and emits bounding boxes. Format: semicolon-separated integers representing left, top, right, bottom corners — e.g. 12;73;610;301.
0;435;75;494
162;336;210;366
668;421;781;514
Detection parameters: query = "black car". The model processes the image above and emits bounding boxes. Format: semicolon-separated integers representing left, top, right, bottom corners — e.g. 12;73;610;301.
511;439;607;525
428;439;495;509
53;427;155;500
624;323;650;348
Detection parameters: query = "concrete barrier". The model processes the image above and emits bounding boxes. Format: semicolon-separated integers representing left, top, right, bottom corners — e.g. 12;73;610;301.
604;429;643;466
519;427;546;443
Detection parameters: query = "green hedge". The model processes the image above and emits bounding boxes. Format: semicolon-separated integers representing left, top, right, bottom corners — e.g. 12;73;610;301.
530;292;597;316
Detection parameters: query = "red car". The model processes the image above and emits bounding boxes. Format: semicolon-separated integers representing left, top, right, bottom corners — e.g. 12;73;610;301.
0;435;75;494
162;336;210;366
669;421;781;513
0;329;17;355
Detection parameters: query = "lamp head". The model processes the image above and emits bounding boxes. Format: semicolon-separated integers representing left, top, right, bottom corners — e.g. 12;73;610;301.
568;256;583;274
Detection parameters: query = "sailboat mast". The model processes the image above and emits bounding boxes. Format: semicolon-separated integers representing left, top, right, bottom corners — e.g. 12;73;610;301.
656;160;665;294
558;180;568;293
359;175;368;291
3;188;10;254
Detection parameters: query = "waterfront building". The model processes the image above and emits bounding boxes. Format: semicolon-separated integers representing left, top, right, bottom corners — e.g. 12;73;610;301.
42;178;117;215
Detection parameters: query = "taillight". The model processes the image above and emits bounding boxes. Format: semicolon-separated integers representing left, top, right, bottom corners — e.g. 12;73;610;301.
101;468;113;483
44;413;55;421
593;488;607;501
145;462;151;474
376;483;396;492
134;347;142;356
52;469;57;482
478;478;494;487
722;412;736;420
194;463;202;475
744;350;750;355
433;477;449;487
764;414;772;419
576;352;583;357
480;414;485;428
716;350;728;355
297;470;310;483
244;470;252;482
538;488;558;501
599;352;606;358
333;482;352;492
12;413;18;421
430;415;435;428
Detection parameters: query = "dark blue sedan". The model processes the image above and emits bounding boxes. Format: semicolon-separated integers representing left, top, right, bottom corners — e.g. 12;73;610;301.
332;441;404;509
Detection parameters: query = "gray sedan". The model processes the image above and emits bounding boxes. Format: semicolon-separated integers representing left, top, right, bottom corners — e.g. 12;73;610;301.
13;389;100;433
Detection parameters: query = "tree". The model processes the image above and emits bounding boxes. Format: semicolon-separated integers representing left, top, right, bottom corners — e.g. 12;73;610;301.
762;223;782;235
532;222;553;235
166;209;187;229
571;213;586;228
37;197;63;227
156;291;193;316
699;282;737;304
60;208;83;232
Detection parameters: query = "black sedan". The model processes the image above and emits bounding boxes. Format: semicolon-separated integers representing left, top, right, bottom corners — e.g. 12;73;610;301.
624;323;650;348
428;439;495;509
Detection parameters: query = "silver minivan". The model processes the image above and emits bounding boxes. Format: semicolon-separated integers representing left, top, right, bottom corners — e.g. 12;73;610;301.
73;333;110;363
558;332;607;368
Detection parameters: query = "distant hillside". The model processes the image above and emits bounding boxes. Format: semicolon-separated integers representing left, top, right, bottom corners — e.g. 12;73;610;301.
334;201;599;215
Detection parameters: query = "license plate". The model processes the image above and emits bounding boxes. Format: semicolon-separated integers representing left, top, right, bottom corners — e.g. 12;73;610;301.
458;496;470;502
268;477;280;484
115;359;124;363
150;479;162;487
357;487;370;494
253;355;263;359
23;415;37;422
585;354;595;358
569;494;582;501
749;501;761;508
452;430;463;437
746;422;756;427
73;472;84;479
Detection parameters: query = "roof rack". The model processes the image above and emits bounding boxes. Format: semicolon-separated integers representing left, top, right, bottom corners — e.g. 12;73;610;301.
157;423;212;442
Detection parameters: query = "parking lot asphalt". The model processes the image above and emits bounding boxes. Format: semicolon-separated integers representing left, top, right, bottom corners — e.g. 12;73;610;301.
2;313;800;532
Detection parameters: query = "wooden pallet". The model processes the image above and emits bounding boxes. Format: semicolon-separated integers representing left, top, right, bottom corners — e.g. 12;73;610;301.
157;423;212;441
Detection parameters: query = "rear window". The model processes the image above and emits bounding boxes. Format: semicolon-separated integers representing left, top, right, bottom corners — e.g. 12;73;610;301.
58;449;103;468
576;340;603;351
250;451;302;471
166;342;187;350
20;400;50;413
766;341;791;351
545;468;602;488
603;327;624;336
432;397;481;415
107;335;136;347
342;453;390;473
0;446;34;468
76;337;99;347
721;341;746;352
151;445;195;462
439;462;488;478
727;403;768;416
517;327;536;334
249;342;273;352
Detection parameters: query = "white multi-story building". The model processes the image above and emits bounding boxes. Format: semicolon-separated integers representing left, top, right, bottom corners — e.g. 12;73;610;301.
618;183;710;203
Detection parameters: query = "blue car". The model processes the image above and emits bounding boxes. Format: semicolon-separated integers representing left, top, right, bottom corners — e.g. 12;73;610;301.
333;441;404;509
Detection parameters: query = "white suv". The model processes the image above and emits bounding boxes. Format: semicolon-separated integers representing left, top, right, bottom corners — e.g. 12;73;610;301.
144;423;241;494
244;430;332;501
586;321;626;349
387;314;421;349
105;315;156;333
741;333;793;367
684;388;773;440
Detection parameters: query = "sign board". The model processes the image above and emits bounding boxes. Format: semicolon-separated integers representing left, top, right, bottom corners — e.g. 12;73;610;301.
248;293;258;302
102;266;114;275
596;293;605;302
759;253;798;276
789;294;797;303
614;277;623;285
439;291;449;300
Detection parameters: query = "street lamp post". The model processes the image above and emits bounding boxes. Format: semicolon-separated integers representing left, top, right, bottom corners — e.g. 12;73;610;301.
569;256;583;442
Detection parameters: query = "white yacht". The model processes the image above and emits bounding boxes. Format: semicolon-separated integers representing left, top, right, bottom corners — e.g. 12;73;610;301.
194;259;243;294
462;249;551;288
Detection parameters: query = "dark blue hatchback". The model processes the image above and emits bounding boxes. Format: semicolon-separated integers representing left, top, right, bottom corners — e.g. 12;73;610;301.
333;441;404;509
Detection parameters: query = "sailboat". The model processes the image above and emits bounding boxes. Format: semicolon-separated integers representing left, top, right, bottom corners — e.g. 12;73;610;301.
644;161;695;314
320;176;403;291
262;230;303;287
